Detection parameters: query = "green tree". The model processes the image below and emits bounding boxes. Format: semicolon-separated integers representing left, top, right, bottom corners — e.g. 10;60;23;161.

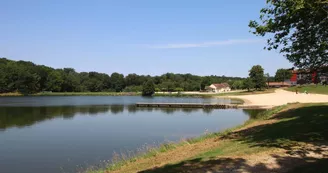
249;65;267;90
249;0;328;69
125;73;143;86
200;77;212;90
155;88;161;92
174;87;184;94
243;78;255;92
35;65;53;91
61;68;80;92
46;70;63;92
275;69;292;83
142;80;155;96
161;80;175;92
15;68;40;94
232;80;243;90
0;58;247;93
110;73;125;92
123;85;142;92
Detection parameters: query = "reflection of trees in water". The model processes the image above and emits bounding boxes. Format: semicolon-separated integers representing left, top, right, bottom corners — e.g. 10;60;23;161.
0;106;263;130
203;108;214;114
160;108;176;114
0;106;111;129
181;108;199;113
127;105;138;113
109;105;124;114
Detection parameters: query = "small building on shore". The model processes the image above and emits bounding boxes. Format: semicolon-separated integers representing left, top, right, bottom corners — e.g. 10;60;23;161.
206;83;231;93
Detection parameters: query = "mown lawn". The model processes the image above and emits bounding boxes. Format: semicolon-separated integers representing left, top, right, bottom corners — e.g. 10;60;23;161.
286;85;328;95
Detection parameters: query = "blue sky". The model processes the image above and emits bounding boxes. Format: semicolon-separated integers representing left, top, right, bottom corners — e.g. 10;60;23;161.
0;0;292;77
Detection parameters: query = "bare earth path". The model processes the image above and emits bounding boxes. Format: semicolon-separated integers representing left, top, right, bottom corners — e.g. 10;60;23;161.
225;89;328;107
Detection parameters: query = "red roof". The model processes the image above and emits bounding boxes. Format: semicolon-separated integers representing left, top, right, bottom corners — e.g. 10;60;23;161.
212;83;230;89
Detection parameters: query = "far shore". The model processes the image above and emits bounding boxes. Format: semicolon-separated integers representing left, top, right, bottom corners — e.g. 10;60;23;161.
2;88;328;110
0;90;245;97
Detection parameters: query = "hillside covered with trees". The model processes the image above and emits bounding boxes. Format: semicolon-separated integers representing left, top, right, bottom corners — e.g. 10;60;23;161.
0;58;245;94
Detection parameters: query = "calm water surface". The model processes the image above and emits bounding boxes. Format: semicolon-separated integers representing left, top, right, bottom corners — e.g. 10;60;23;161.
0;96;258;173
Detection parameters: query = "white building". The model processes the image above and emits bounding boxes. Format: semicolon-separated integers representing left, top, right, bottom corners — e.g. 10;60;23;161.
206;83;231;93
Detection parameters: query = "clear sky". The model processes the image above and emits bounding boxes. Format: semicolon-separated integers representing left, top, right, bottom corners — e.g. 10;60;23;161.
0;0;292;77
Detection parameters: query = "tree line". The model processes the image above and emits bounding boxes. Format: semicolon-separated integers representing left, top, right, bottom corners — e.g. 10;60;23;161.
0;58;246;94
0;58;302;95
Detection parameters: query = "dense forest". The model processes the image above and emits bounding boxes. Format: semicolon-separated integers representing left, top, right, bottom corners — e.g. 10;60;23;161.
0;58;244;94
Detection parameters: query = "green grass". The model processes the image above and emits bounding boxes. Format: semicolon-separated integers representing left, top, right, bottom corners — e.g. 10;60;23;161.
0;92;23;96
286;85;328;94
192;140;267;159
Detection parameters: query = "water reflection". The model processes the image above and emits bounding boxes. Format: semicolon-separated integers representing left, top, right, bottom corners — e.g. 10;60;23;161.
0;105;265;130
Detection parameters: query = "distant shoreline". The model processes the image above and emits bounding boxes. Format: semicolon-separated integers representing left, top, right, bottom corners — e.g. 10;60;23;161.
0;91;241;97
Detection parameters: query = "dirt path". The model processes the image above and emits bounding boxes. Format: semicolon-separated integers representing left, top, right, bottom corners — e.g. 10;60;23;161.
225;89;328;107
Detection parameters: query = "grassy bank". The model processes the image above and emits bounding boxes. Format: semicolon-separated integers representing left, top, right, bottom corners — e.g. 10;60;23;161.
87;103;328;173
286;85;328;95
0;92;23;96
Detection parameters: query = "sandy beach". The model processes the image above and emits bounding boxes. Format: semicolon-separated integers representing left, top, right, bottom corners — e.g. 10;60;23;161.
226;89;328;107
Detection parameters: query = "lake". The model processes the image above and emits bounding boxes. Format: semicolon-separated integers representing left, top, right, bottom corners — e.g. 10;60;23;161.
0;96;259;173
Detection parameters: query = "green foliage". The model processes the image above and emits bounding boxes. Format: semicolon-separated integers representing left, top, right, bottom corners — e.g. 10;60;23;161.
155;88;161;92
231;80;243;90
249;0;328;69
200;77;212;90
123;85;142;92
60;68;81;92
275;69;293;82
249;65;267;90
0;58;245;94
110;73;125;92
46;71;63;92
174;87;184;92
242;78;255;91
160;80;175;92
142;80;155;96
